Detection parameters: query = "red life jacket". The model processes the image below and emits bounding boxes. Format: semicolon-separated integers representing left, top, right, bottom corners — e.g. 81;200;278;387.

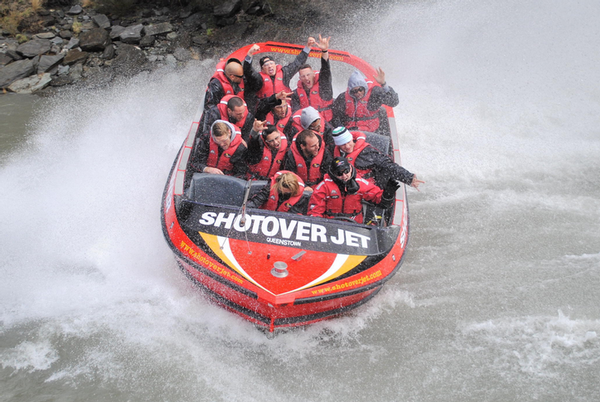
247;133;288;180
333;131;372;181
265;106;292;133
261;171;306;212
210;59;244;99
256;65;290;98
291;109;325;136
344;81;380;132
206;133;245;174
290;133;325;186
313;176;379;224
295;72;333;122
217;94;248;130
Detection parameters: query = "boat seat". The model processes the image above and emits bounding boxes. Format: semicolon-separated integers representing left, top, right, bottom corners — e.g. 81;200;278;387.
187;173;248;206
363;132;392;156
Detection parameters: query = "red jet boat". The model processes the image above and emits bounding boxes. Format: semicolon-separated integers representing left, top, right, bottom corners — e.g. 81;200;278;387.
161;42;409;332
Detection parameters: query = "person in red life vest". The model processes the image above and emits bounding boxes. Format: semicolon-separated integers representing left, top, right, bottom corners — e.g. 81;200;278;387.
331;68;399;135
291;35;334;123
202;58;245;112
247;171;309;214
307;157;398;224
288;106;334;148
331;126;425;190
282;128;332;189
260;98;293;137
246;120;289;180
201;92;290;142
191;120;247;178
242;37;316;114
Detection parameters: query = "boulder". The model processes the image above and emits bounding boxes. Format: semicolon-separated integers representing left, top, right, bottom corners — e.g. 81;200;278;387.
214;0;242;18
35;32;56;39
0;53;13;67
102;44;115;60
110;25;126;40
65;37;80;50
5;50;22;61
0;57;38;88
173;47;192;62
79;28;110;51
7;73;51;93
112;44;146;75
67;5;83;15
63;49;89;65
59;30;73;39
143;22;173;36
38;54;65;73
139;35;155;48
16;39;52;58
93;14;111;29
119;24;144;44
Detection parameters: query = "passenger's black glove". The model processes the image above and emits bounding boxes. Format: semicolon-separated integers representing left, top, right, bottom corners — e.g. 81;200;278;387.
345;178;360;194
379;179;401;208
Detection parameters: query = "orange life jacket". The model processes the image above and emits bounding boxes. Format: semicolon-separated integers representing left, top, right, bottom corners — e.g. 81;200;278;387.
344;82;380;132
207;133;244;174
256;65;290;98
217;94;248;130
247;133;288;180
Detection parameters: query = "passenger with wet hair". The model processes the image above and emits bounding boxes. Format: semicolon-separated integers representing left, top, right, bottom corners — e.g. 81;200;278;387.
282;128;332;188
246;120;289;180
191;120;247;178
242;37;316;113
247;171;309;214
291;35;334;123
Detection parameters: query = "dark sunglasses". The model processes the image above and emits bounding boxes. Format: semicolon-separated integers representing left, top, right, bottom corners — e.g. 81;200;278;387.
335;168;351;176
231;74;244;79
350;87;365;95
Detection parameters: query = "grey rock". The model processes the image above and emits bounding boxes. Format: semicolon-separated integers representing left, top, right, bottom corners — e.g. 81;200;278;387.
69;63;83;80
35;32;56;40
192;35;208;46
38;54;65;73
143;22;173;36
63;49;89;66
93;14;111;29
110;26;126;40
214;0;242;18
65;37;80;50
183;13;210;29
179;10;192;19
5;50;22;61
58;65;70;75
139;35;155;48
119;24;144;44
102;44;115;60
166;32;178;40
39;15;57;27
210;23;249;45
112;44;146;75
79;28;110;51
67;5;83;15
51;37;64;46
173;47;192;62
50;75;74;87
0;58;38;88
165;54;177;67
59;30;73;39
17;39;52;58
8;73;52;93
0;53;13;66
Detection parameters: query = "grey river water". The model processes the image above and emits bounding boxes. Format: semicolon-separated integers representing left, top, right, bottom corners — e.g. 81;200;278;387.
1;0;600;401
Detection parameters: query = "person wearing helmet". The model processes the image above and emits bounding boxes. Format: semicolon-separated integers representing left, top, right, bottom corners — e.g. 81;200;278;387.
307;156;398;224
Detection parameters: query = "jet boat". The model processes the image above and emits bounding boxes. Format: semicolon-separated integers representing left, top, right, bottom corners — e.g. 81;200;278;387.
161;42;409;332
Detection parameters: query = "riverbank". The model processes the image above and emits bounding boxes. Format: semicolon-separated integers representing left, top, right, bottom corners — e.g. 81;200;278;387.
1;0;367;96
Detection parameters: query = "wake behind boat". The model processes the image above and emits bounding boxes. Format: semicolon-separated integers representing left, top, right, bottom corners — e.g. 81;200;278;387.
161;42;409;332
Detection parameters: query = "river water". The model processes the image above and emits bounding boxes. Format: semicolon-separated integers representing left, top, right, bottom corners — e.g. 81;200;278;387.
1;0;599;401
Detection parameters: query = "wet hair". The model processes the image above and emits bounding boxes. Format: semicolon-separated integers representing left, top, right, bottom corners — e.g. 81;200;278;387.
296;129;316;146
212;122;231;138
272;172;300;196
298;63;313;71
262;125;278;138
227;96;245;110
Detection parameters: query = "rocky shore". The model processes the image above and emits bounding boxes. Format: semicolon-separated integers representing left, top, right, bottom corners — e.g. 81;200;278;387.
0;0;361;95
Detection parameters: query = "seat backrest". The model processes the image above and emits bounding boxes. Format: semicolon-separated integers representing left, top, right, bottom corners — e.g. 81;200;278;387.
187;173;248;206
364;132;392;156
